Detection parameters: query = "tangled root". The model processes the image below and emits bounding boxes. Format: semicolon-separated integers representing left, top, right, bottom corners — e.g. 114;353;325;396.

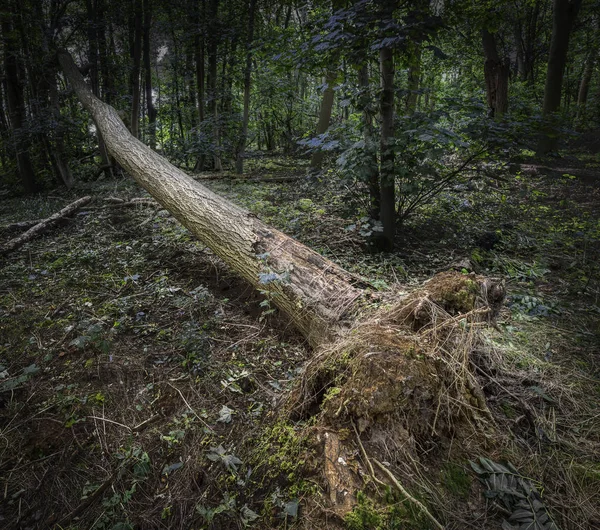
284;271;504;516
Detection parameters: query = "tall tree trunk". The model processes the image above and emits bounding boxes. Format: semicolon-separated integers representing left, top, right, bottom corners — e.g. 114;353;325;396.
207;0;222;171
235;0;257;174
33;1;74;189
406;43;422;114
358;64;380;220
379;46;395;250
575;21;598;129
193;0;206;171
309;69;337;170
130;0;143;138
58;50;364;347
1;6;38;194
482;29;509;118
86;0;113;178
143;0;156;149
537;0;583;154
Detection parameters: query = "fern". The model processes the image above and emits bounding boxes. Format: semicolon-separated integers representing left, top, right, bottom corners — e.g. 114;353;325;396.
470;457;559;530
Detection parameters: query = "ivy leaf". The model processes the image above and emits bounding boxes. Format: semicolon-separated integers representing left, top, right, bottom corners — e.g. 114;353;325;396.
217;405;234;423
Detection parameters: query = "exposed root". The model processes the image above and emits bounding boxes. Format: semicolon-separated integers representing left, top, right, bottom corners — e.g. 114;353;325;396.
284;271;505;520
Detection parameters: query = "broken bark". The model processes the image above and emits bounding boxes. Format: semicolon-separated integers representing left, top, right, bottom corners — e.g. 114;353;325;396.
58;50;364;347
0;196;92;256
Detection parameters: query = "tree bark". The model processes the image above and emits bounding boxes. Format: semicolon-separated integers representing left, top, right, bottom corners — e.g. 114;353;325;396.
58;50;365;347
1;6;38;194
86;0;113;178
575;20;598;129
143;0;157;149
405;43;422;114
358;64;380;220
379;46;395;250
130;0;143;139
235;0;257;174
482;29;509;118
207;0;222;171
309;69;337;171
537;0;583;154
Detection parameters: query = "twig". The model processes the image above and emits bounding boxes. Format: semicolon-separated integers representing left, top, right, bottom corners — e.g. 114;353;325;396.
50;473;115;528
352;421;444;529
166;382;213;431
87;416;131;432
132;414;161;432
373;459;445;530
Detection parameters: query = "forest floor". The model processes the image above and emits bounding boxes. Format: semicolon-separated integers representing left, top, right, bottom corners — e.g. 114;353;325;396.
0;147;599;530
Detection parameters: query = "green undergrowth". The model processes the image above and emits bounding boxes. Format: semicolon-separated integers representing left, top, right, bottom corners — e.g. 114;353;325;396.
0;154;599;528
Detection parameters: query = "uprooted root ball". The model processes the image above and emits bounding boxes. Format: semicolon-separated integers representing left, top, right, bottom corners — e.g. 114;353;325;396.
284;271;504;517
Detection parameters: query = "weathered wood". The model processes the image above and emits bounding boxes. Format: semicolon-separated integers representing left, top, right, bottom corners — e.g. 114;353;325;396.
0;196;91;255
58;50;364;346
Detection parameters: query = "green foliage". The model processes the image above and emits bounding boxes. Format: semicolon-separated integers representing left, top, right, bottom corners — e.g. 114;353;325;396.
345;491;383;530
470;457;558;530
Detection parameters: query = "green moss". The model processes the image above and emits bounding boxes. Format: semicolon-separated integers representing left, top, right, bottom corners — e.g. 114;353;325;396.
441;462;471;499
345;491;383;530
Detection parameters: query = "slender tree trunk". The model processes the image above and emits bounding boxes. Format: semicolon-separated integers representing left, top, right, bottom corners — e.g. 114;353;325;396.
358;64;380;220
537;0;583;154
130;0;143;138
58;50;364;347
86;0;113;178
193;0;206;171
482;29;509;118
379;46;395;250
309;69;337;170
1;7;38;194
236;0;257;174
406;43;422;114
143;0;156;149
208;0;222;171
575;21;599;129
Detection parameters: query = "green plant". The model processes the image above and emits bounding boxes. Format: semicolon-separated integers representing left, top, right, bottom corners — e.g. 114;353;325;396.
470;457;558;530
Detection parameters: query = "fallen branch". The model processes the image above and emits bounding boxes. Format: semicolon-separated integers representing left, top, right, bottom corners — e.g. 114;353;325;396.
48;472;115;528
0;196;92;256
0;219;45;233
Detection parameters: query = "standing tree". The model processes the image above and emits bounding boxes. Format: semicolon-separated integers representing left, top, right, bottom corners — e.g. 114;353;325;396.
378;4;396;250
129;0;143;138
482;28;509;117
537;0;583;154
1;2;38;194
235;0;258;174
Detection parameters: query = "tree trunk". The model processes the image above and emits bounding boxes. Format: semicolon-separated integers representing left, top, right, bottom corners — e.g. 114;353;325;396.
235;0;257;174
358;64;380;220
130;0;143;139
379;46;395;250
58;50;364;347
575;20;598;129
35;1;74;189
537;0;583;154
207;0;222;171
86;0;113;178
406;43;422;114
309;69;337;171
1;6;38;194
193;0;206;171
143;0;157;149
482;29;509;118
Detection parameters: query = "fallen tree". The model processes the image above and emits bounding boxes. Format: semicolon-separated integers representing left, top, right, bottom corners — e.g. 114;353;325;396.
58;50;506;524
58;50;365;347
0;196;91;256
